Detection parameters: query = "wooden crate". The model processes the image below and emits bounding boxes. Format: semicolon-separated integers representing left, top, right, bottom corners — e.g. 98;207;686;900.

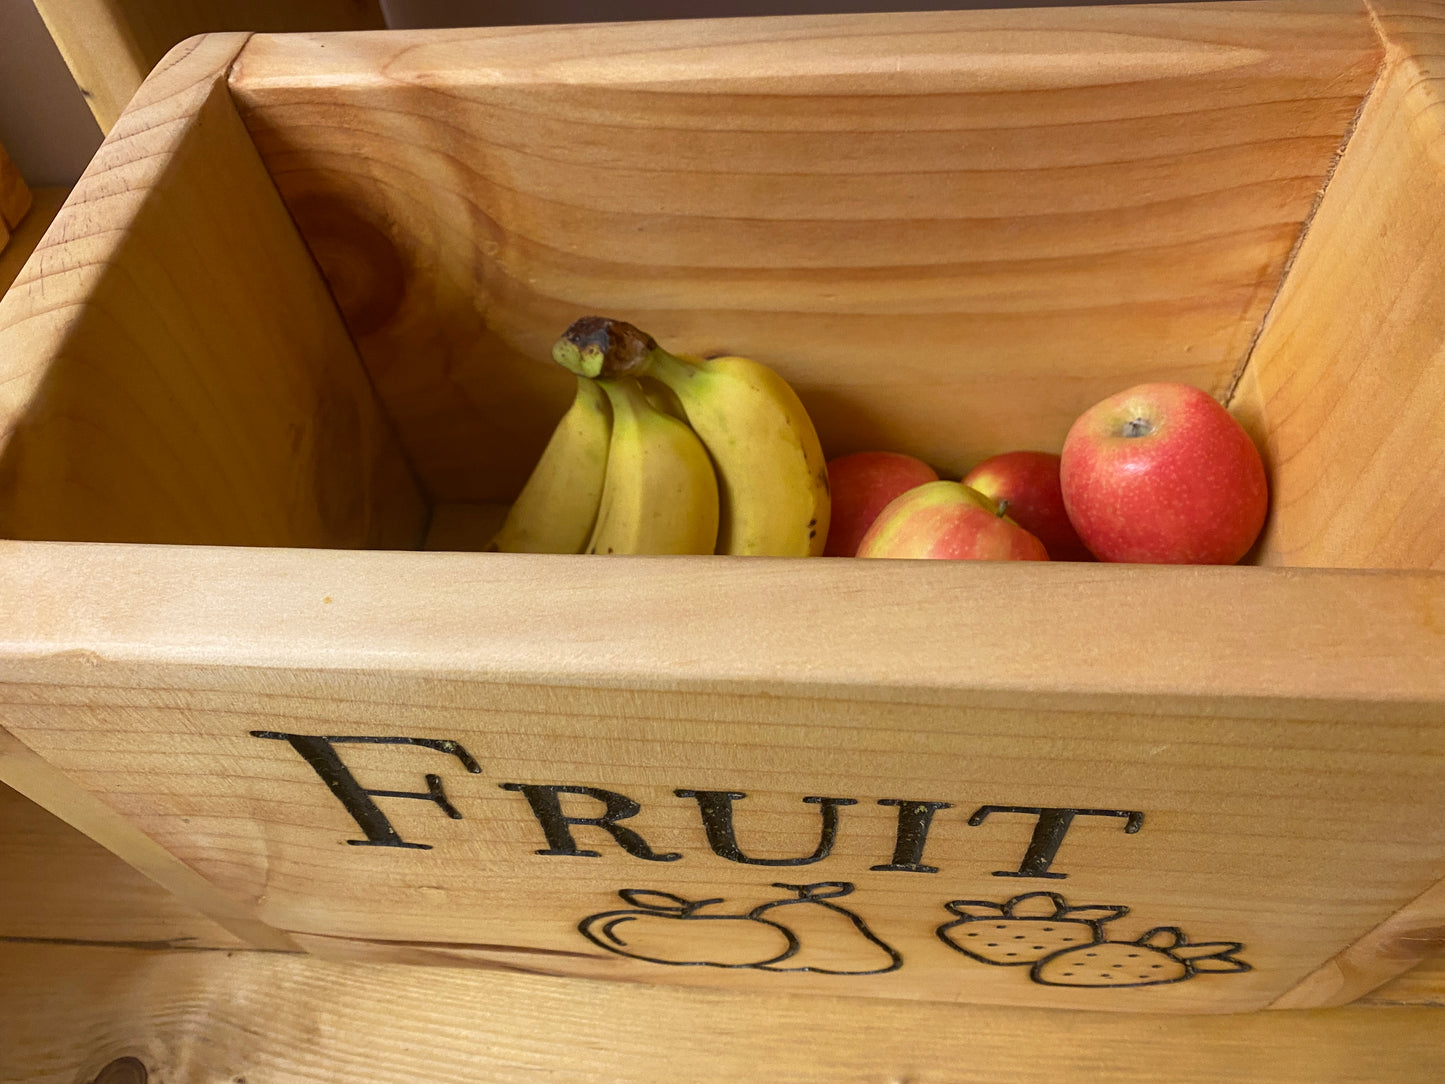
1;0;1443;1016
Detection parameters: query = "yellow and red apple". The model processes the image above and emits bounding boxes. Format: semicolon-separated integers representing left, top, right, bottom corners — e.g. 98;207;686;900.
856;481;1049;561
1060;382;1268;564
963;450;1093;562
824;451;939;557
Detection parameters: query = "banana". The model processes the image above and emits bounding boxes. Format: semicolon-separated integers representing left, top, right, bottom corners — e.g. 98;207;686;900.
554;317;830;557
489;375;611;553
586;377;720;556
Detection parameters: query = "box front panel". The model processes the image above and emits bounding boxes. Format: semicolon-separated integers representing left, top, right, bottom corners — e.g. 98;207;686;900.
5;547;1445;1013
8;666;1444;1013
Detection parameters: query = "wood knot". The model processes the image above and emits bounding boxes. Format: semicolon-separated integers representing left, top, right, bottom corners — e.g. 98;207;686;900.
90;1057;147;1084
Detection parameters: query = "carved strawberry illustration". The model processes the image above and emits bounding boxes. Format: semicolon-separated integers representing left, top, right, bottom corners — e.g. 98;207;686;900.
936;891;1126;965
1032;926;1251;987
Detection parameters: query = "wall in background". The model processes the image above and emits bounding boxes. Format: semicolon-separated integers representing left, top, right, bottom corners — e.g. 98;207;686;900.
0;0;102;186
378;0;1111;27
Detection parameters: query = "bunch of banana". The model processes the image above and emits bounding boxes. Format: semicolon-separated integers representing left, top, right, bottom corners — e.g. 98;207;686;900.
492;316;830;557
489;375;611;554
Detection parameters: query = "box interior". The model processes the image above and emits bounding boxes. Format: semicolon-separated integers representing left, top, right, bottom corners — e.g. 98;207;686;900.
4;6;1441;570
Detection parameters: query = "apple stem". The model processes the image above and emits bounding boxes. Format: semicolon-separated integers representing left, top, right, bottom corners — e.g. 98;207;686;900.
995;498;1010;519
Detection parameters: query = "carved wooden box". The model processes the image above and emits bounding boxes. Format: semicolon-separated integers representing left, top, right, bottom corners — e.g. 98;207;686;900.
2;0;1443;1015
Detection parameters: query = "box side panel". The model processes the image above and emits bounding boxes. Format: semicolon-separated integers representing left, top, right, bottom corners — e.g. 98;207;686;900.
0;35;427;549
1270;876;1445;1007
0;723;295;951
0;779;249;949
0;188;67;298
1233;3;1445;569
0;139;32;231
5;542;1445;1012
33;0;387;133
230;2;1380;505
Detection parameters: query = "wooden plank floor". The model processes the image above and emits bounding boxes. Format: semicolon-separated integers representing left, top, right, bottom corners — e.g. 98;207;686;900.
3;941;1445;1084
3;782;1444;1081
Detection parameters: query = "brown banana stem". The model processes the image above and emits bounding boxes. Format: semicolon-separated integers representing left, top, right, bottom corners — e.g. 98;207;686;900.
553;316;662;379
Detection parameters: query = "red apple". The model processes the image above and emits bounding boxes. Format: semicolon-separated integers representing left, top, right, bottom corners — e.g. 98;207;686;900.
1059;382;1268;564
824;451;939;557
856;481;1049;561
963;451;1094;562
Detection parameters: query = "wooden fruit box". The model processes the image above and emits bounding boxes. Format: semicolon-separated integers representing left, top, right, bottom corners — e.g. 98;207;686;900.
1;0;1443;1018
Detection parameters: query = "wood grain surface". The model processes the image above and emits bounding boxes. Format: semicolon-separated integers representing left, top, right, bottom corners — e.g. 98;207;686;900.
1273;876;1445;1008
3;771;1440;1009
0;139;31;235
230;1;1380;504
3;942;1445;1083
1363;956;1445;1006
1232;0;1445;570
4;541;1444;1012
0;34;426;549
0;721;296;952
1;0;1442;1025
32;0;385;132
0;187;66;298
0;781;244;950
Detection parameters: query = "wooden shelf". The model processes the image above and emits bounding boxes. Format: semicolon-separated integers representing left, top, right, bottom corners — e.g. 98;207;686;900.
2;942;1443;1082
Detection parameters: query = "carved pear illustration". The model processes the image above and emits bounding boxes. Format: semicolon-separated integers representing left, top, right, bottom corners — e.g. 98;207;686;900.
753;882;902;976
578;890;796;968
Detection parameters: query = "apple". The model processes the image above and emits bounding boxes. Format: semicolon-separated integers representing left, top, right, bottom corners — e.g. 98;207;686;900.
856;481;1049;561
963;451;1094;562
1059;382;1268;564
824;451;939;557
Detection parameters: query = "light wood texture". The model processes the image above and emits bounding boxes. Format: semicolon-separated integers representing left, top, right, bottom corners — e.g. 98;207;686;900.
0;723;295;952
0;781;244;949
1272;876;1445;1008
8;768;1440;1000
1364;956;1445;1006
2;1;1443;1020
3;540;1444;1012
0;187;67;299
3;943;1445;1083
0;35;426;549
1232;0;1445;569
32;0;385;133
230;2;1380;505
0;140;30;234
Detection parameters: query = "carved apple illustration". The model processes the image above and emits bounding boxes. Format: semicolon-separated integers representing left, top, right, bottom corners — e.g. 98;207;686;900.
937;891;1125;965
578;889;796;968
